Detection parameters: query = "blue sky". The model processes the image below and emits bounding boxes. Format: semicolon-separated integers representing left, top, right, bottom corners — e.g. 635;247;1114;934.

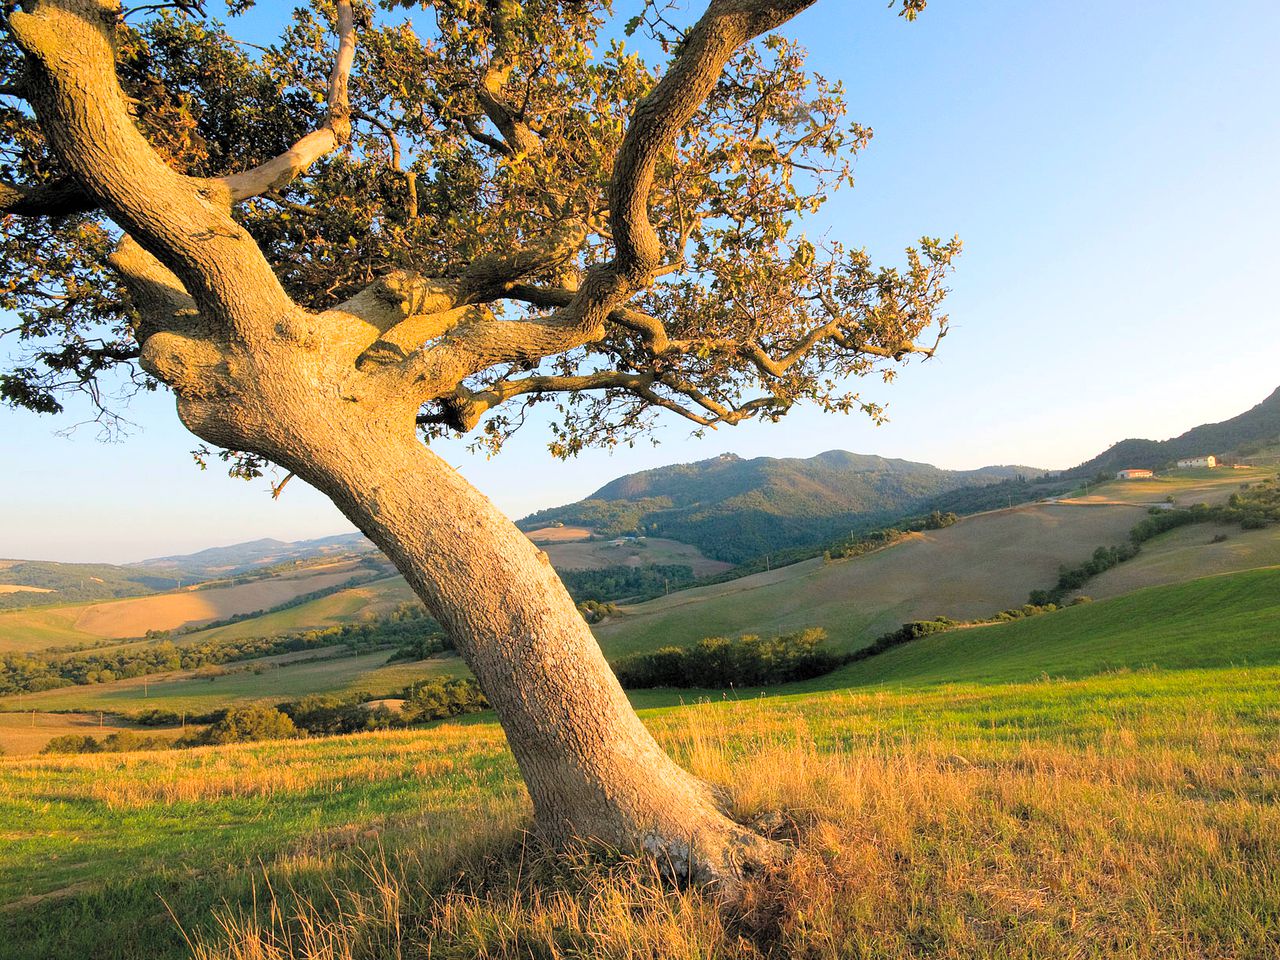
3;0;1279;563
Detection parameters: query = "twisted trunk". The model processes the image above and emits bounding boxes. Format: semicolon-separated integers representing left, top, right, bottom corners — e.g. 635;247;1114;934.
175;353;780;894
9;0;817;897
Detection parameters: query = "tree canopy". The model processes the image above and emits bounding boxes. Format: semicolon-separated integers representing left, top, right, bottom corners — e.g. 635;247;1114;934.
1;0;955;464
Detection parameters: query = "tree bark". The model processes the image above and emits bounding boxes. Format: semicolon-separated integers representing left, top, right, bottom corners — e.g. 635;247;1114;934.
176;368;780;896
9;0;809;898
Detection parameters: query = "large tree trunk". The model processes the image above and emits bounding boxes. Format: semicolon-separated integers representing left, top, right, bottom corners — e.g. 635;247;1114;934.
179;374;780;895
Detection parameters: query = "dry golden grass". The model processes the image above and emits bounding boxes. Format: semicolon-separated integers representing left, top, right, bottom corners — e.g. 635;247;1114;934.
173;684;1279;960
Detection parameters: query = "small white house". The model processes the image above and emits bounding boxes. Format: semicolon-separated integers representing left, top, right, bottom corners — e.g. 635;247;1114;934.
1116;469;1154;480
1176;455;1217;469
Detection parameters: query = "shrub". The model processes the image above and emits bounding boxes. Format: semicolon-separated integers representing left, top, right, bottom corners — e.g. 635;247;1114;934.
399;677;488;723
613;628;840;689
188;705;298;745
42;734;101;755
281;695;398;736
41;731;168;754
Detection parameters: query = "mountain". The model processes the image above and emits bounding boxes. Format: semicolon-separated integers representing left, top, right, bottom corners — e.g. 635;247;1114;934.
1066;386;1280;477
518;450;1046;564
129;532;374;578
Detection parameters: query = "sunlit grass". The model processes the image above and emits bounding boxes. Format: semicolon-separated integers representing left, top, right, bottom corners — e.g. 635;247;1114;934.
4;663;1278;959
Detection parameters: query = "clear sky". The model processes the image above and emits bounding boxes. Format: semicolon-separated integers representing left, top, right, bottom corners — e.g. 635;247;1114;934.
3;1;1278;563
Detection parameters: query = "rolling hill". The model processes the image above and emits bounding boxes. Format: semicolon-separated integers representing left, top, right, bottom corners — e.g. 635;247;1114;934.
0;558;390;653
594;466;1276;659
0;534;379;612
592;499;1149;658
1066;384;1280;476
519;450;1046;563
820;564;1280;688
4;559;1278;959
0;559;185;611
128;532;375;578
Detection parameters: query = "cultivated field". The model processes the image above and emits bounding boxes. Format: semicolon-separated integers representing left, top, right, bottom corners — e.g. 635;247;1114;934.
595;500;1149;657
533;529;733;575
3;583;1277;958
1062;466;1260;506
0;711;190;757
525;525;594;543
1083;522;1280;599
823;566;1280;686
0;560;373;653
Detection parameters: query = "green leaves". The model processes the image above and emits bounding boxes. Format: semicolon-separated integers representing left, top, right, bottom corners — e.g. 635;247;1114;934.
2;0;955;465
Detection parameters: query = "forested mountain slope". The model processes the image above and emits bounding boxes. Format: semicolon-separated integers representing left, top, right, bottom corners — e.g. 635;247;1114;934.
519;450;1044;563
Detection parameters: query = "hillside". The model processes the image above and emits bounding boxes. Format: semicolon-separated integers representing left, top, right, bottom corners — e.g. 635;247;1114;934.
1066;384;1280;476
595;466;1278;658
0;559;184;611
823;565;1280;687
3;566;1277;959
0;534;379;613
0;558;389;653
519;450;1045;563
593;499;1148;658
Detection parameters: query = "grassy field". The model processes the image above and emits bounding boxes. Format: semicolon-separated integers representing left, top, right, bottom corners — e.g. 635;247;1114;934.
0;711;191;756
595;500;1148;657
2;667;1275;959
174;575;417;645
1083;521;1280;599
0;648;466;719
3;567;1278;959
537;532;733;576
0;561;376;653
822;566;1280;687
1063;466;1261;506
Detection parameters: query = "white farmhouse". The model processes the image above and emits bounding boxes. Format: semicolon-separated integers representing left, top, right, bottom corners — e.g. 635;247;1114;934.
1176;455;1217;469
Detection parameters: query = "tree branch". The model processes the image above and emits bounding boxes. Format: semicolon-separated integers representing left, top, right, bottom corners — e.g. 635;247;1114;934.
215;0;355;202
394;0;819;400
12;0;297;336
0;175;96;217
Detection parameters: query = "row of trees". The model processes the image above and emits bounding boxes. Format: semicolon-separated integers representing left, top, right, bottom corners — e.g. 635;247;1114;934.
613;628;840;689
43;676;490;755
558;563;697;603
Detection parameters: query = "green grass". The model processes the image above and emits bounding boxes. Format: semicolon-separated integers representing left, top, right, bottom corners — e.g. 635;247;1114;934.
0;604;98;652
1073;466;1263;505
0;649;466;715
175;576;417;644
825;566;1280;687
2;665;1276;959
1084;521;1280;599
3;565;1279;958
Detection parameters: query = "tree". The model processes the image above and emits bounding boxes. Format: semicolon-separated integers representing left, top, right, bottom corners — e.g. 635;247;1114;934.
0;0;954;896
198;704;298;744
